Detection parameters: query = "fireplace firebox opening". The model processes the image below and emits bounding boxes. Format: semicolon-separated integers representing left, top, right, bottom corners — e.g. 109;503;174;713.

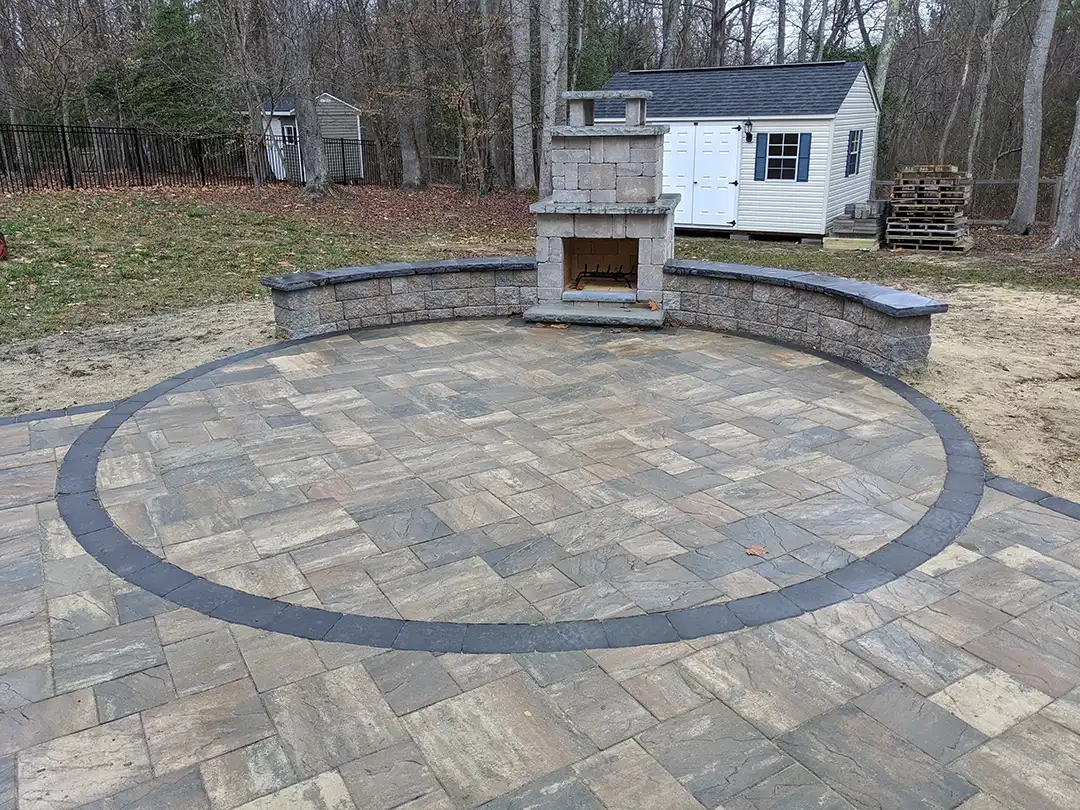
562;237;639;292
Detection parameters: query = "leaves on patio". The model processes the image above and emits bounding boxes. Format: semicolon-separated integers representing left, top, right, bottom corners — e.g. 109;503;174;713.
647;299;660;311
535;323;569;329
745;545;769;557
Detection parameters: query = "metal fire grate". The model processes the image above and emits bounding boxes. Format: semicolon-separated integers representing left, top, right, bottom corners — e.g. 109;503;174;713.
570;263;637;289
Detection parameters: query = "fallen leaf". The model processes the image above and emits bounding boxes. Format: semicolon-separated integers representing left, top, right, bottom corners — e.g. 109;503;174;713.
536;323;569;329
745;545;769;557
647;299;660;311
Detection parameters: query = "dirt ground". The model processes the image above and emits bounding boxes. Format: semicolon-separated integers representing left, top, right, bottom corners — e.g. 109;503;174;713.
911;282;1080;501
4;283;1078;502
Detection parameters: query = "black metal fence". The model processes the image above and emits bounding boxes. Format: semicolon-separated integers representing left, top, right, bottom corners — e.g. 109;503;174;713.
0;124;400;192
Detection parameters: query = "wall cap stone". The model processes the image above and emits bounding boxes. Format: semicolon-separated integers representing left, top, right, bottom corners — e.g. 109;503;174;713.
664;259;948;317
551;125;670;137
530;194;681;216
261;256;537;292
562;90;653;100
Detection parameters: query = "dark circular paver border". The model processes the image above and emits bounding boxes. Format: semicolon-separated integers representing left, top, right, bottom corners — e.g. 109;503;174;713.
56;321;986;652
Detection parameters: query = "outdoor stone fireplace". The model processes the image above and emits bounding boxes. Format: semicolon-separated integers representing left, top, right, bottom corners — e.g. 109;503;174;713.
530;90;679;304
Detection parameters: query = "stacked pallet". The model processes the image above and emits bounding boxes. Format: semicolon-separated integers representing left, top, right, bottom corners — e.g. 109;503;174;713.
887;165;972;252
825;200;888;250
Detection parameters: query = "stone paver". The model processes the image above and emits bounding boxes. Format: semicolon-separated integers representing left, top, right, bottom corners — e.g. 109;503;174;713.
1;321;1078;808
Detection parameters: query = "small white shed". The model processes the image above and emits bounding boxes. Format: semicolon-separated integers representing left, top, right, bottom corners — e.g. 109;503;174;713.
598;61;880;236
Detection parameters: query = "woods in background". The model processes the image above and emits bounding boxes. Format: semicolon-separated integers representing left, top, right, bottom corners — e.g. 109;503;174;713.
1;0;1080;241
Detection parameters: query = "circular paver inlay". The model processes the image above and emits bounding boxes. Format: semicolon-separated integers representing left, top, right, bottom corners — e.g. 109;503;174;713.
58;320;984;651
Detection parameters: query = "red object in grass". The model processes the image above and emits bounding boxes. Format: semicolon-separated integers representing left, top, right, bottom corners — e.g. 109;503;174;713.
0;232;6;260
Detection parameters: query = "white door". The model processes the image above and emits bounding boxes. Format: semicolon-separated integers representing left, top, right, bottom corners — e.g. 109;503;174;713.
663;124;697;225
691;124;740;226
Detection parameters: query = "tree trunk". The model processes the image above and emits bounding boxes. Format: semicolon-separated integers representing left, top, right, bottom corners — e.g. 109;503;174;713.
1049;91;1080;250
741;0;755;64
1007;0;1059;235
708;0;728;66
538;0;567;197
873;0;900;103
813;0;828;61
797;0;811;61
660;0;680;68
937;29;976;164
509;0;535;190
776;0;785;63
966;0;1010;175
285;0;332;196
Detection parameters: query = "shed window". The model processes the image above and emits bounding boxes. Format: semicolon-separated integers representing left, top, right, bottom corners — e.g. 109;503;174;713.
846;130;863;176
282;125;298;145
766;133;801;180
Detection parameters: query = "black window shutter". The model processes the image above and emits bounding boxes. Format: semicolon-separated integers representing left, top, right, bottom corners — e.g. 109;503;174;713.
797;133;811;182
754;134;767;181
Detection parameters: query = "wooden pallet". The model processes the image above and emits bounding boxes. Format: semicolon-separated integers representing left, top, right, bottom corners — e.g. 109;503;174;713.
890;238;973;252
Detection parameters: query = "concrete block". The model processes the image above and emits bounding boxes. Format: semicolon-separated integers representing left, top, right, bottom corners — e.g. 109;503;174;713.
428;308;453;319
578;163;616;190
390;277;408;295
612;215;626;238
468;287;495;306
590;138;604;163
558;191;592;203
405;276;432;292
701;295;735;318
591;190;617;203
637;264;664;297
820;315;859;343
426;289;469;308
574;216;614;238
799;293;844;318
537;215;575;238
318;302;344;323
552;177;566;190
707;315;737;332
520;286;539;306
537;262;564;290
431;273;472;290
625;215;662;238
616;176;655;204
617;162;643;177
361;314;392;327
385;292;426;314
468;271;496;288
777;306;808;331
274;305;319;334
392;310;426;324
662;291;682;310
564;163;578;190
730;233;751;242
272;286;334;311
334;280;382;300
494;287;520;307
343;296;387;318
630;146;659;163
603;137;631;163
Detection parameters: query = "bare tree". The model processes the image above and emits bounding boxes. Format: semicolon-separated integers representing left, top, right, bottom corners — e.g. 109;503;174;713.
797;0;812;60
538;0;567;196
283;0;332;195
1050;90;1080;250
509;0;535;189
937;23;976;164
813;0;828;61
873;0;900;102
741;0;755;63
966;0;1010;174
660;0;681;68
776;0;786;63
1007;0;1058;235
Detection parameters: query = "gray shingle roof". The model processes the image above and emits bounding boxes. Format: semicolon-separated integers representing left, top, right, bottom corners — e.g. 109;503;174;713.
596;62;867;120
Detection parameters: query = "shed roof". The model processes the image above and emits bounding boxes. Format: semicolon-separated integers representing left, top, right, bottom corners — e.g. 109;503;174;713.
597;61;867;120
261;93;361;115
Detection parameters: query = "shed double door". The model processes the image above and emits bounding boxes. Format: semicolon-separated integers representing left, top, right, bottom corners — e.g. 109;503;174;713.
663;123;741;227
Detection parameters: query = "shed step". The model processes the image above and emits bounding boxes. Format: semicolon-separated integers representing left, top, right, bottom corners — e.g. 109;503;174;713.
523;303;665;328
562;289;638;304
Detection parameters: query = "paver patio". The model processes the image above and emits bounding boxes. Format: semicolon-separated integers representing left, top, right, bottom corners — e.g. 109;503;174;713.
2;319;1079;808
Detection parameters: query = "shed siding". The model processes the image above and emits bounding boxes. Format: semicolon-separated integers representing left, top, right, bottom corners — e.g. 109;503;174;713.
317;97;361;139
735;117;834;235
825;69;879;225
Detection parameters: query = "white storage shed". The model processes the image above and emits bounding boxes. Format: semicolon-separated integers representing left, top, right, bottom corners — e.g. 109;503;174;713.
597;61;880;236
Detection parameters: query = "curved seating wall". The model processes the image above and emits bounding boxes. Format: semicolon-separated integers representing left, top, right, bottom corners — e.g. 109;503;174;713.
662;259;947;376
262;256;946;377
